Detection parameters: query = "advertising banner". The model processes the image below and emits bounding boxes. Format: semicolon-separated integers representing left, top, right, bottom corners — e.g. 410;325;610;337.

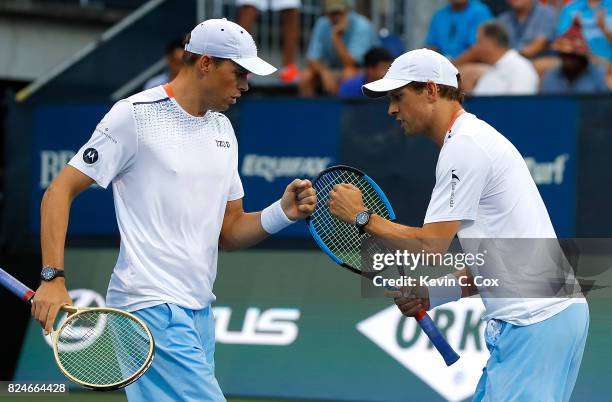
29;97;576;238
13;249;611;401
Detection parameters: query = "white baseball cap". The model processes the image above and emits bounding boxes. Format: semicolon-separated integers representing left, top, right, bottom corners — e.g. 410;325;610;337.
362;48;459;98
185;18;277;76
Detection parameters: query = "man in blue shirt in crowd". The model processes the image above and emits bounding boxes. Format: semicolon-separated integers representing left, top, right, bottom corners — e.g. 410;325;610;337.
425;0;493;59
338;47;392;98
557;0;612;62
542;18;609;93
300;0;379;96
497;0;558;59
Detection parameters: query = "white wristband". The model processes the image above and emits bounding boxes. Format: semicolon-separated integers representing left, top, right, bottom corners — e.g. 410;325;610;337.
261;199;294;234
427;273;462;309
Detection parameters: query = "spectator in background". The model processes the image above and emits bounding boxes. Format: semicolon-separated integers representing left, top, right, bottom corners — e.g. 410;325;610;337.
557;0;612;62
300;0;379;96
143;37;185;90
472;22;540;94
498;0;558;57
237;0;301;83
338;47;393;98
426;0;493;60
457;0;557;88
541;18;609;93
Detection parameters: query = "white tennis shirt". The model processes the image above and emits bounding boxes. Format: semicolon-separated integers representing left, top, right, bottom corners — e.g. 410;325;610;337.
424;112;581;325
69;85;244;312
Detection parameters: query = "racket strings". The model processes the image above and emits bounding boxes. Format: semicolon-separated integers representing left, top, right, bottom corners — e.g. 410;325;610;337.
56;311;151;387
311;169;392;270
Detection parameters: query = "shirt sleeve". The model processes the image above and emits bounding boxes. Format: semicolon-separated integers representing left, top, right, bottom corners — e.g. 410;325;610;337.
307;17;326;61
424;136;490;224
227;168;244;202
226;123;244;202
68;100;137;189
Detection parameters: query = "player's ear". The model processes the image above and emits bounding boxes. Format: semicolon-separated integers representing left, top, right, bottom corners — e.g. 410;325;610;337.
426;81;438;102
198;55;213;73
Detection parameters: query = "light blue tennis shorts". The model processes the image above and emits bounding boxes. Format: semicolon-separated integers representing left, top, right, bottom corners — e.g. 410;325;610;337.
125;303;225;402
473;302;589;402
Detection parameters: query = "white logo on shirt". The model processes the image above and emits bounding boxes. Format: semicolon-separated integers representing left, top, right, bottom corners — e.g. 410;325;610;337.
450;169;459;208
95;123;117;144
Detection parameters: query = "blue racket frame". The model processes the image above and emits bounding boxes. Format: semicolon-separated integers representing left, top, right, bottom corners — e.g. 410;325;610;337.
307;165;460;366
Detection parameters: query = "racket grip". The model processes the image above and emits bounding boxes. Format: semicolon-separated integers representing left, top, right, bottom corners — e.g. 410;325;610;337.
385;285;460;365
0;267;35;303
416;309;460;366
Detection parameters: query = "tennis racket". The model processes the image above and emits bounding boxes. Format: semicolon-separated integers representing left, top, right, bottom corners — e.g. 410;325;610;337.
307;165;460;366
0;267;154;390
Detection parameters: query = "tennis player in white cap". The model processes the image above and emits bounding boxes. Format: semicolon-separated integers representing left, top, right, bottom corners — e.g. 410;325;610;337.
328;48;588;402
33;18;316;401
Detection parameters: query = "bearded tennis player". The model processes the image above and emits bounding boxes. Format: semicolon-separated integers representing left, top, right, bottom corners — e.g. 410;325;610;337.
327;48;588;402
32;18;316;402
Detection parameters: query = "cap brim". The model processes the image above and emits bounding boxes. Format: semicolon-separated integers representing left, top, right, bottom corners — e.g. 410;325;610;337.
362;78;411;98
233;57;277;76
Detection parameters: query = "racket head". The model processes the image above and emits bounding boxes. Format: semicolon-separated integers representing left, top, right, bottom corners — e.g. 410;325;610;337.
307;165;396;274
52;307;154;391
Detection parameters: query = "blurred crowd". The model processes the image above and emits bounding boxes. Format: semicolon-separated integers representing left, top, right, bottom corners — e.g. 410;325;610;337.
145;0;612;97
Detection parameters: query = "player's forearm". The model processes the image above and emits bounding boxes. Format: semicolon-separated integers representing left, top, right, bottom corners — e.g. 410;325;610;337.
40;185;72;269
364;214;449;254
218;211;269;251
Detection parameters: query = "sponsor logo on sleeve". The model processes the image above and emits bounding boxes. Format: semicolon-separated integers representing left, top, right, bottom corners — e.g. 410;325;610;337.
450;169;459;208
95;123;117;144
83;148;99;164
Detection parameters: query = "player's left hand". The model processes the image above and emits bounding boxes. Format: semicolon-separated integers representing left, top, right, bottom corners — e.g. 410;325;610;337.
328;183;366;223
281;179;316;220
385;285;431;317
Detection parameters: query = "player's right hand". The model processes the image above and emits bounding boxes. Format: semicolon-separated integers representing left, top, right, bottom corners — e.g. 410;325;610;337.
385;285;431;317
32;279;72;335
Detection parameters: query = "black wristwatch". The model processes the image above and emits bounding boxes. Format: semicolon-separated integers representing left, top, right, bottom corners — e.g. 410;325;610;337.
355;210;373;235
40;266;65;282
